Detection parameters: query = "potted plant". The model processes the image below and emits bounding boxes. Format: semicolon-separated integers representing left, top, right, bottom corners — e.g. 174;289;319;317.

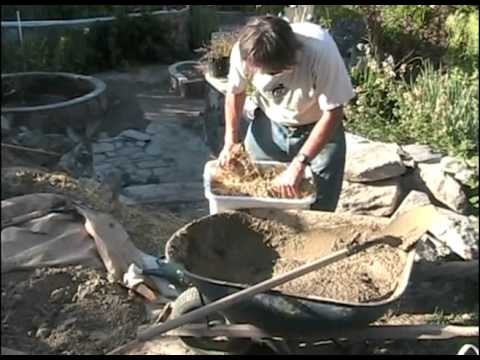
202;32;237;78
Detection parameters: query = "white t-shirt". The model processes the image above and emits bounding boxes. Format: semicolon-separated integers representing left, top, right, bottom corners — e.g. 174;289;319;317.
227;22;355;126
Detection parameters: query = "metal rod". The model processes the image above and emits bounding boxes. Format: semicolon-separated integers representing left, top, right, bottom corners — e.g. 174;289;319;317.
1;142;62;156
16;11;24;45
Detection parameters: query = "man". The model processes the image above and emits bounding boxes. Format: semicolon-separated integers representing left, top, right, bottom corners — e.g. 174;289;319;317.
218;15;354;211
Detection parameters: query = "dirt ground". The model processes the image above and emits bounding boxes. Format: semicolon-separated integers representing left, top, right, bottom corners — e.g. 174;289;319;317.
2;66;477;355
1;266;146;355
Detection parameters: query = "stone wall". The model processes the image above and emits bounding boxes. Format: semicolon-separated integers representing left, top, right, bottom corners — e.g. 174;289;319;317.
339;132;479;261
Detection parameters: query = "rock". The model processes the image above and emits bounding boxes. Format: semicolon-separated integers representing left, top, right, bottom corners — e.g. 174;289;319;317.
62;317;77;327
400;144;443;164
50;289;64;303
98;132;109;139
116;146;139;157
93;154;107;162
32;315;43;328
440;156;477;185
89;330;109;342
345;132;372;148
35;326;50;339
66;127;83;144
393;191;432;218
146;123;162;135
145;140;162;156
428;208;479;260
455;168;476;185
336;178;404;217
93;142;115;153
441;156;466;174
415;233;452;262
16;128;45;148
1;115;11;131
44;134;74;153
58;143;92;178
418;163;468;213
345;139;406;182
12;293;22;304
120;129;151;141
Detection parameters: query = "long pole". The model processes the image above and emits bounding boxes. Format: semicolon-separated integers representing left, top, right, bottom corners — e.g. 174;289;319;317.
16;11;26;72
137;237;398;342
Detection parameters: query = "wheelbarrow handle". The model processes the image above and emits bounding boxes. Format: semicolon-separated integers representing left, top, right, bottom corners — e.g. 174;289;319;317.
141;258;187;288
137;236;400;342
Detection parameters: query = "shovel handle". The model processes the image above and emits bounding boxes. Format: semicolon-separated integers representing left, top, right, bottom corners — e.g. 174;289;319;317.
137;236;396;342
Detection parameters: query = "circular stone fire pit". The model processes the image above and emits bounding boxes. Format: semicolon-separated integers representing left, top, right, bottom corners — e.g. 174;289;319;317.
1;72;107;137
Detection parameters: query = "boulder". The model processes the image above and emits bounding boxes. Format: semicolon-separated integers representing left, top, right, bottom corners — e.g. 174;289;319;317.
418;163;468;213
440;156;477;185
120;129;151;142
428;208;479;260
345;134;405;182
400;144;443;164
336;177;403;217
415;233;453;262
393;190;432;218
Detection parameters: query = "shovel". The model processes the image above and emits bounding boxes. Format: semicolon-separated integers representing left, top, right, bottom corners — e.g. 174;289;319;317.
107;206;439;355
135;205;439;343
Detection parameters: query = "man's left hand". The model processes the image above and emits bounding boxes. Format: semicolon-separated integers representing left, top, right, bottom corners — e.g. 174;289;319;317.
272;158;306;198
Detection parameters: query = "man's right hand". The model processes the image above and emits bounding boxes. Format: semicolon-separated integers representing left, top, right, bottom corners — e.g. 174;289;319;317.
218;142;243;168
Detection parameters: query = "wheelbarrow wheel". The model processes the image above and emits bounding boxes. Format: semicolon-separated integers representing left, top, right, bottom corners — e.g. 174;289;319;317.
171;287;253;355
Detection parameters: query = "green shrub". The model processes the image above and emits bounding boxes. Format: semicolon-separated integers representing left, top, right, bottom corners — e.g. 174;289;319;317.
344;43;406;142
1;5;171;21
1;11;173;74
255;5;285;16
313;5;362;30
395;63;479;214
189;6;219;50
381;5;434;33
446;7;479;71
345;42;479;215
395;63;479;158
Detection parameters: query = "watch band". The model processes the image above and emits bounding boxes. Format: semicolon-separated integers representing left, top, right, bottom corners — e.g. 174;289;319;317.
296;153;311;166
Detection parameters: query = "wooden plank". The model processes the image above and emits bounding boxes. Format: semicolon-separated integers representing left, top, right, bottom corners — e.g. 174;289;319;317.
140;323;479;341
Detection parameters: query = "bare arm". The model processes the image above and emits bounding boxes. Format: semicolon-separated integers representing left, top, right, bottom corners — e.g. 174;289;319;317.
224;91;247;145
219;91;247;167
274;106;344;198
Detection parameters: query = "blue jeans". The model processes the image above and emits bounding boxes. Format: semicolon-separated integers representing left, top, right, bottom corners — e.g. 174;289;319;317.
244;109;346;211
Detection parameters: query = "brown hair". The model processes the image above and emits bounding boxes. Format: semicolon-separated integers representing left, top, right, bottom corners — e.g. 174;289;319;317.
238;15;302;73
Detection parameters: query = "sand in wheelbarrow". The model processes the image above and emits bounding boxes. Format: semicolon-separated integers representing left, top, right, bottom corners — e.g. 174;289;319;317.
168;213;407;303
1;266;146;355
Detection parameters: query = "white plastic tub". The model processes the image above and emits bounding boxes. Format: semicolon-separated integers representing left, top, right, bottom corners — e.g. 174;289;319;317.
204;160;316;214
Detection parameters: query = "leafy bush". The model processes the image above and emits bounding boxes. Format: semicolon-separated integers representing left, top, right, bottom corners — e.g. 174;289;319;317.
344;43;406;142
313;5;362;30
1;5;176;21
346;42;479;214
446;7;479;71
255;5;285;16
2;11;173;74
189;6;219;50
395;63;479;159
381;5;434;33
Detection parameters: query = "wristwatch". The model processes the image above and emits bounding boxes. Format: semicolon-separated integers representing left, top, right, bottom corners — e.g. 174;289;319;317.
296;153;311;166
